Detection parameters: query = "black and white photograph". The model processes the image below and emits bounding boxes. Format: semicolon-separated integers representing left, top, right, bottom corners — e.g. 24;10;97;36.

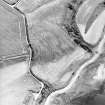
0;0;105;105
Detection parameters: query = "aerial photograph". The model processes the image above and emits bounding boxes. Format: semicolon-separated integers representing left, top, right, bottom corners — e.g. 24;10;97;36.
0;0;105;105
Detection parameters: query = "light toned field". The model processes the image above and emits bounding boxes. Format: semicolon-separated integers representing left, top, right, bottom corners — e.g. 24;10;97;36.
0;0;28;60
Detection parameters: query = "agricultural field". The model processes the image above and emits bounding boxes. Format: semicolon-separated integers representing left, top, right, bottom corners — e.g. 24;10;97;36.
0;0;105;105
